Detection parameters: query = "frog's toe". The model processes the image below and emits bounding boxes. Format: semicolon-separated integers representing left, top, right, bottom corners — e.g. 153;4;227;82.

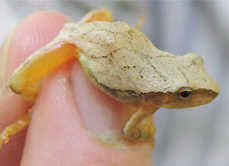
0;110;32;150
123;127;152;141
125;128;142;140
80;8;113;23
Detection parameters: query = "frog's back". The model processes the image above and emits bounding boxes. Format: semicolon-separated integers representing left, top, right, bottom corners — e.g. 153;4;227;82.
59;22;171;93
57;22;218;100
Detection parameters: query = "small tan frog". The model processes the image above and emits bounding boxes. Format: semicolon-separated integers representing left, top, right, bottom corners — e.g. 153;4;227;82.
0;8;219;149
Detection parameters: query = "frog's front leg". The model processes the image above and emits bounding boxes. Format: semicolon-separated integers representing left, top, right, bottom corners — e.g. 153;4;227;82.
0;110;32;150
123;106;157;142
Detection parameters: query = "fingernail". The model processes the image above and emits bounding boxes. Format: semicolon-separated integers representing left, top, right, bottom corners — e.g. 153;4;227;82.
71;62;132;143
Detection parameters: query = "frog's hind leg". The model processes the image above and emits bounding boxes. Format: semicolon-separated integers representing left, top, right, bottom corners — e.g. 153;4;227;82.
9;8;114;104
5;8;114;151
3;8;114;151
0;110;32;150
9;42;76;103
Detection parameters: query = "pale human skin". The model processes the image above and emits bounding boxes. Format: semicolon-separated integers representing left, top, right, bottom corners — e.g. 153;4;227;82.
0;10;153;166
4;8;219;144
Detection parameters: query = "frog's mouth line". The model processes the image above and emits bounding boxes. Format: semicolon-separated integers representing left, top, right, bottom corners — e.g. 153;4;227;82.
88;77;218;109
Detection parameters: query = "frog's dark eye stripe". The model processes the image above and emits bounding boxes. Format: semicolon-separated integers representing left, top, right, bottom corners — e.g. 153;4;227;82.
177;87;193;99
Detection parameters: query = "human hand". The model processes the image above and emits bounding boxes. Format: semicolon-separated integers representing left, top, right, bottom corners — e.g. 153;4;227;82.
0;11;153;166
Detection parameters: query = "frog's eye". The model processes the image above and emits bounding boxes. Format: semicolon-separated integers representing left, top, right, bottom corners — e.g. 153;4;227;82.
177;87;193;99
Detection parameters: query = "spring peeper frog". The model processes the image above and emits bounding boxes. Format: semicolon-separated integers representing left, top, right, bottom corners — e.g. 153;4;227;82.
0;8;219;149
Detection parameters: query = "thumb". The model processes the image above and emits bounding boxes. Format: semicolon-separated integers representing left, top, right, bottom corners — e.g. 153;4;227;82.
22;62;153;166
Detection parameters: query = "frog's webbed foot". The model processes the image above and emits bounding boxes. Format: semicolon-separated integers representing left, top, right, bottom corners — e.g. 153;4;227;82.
0;110;32;150
123;107;156;145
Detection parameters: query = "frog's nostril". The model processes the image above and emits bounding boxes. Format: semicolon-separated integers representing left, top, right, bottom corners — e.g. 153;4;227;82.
184;53;204;65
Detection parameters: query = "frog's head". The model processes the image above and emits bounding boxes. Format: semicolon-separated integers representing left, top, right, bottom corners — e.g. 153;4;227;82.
142;53;219;109
161;86;219;109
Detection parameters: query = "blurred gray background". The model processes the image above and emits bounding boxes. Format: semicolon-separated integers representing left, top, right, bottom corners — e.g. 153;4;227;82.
0;1;228;166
